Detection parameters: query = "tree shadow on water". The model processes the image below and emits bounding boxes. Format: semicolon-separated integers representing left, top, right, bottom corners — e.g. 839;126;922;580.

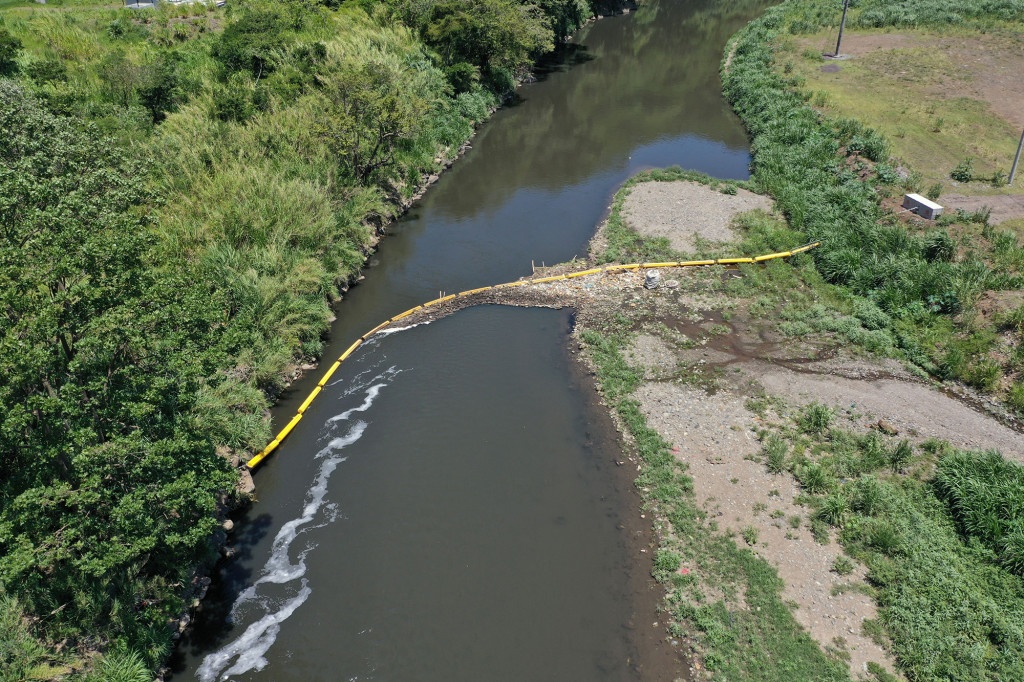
164;510;275;676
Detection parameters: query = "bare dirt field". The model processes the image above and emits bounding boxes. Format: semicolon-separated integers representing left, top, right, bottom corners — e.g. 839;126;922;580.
828;32;1024;130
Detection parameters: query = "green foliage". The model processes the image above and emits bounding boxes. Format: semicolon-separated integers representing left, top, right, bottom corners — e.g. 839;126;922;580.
798;401;834;435
934;449;1024;576
398;0;554;91
0;27;20;75
0;81;240;670
950;157;974;182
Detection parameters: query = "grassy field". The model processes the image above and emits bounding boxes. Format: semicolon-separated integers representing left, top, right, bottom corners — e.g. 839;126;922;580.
778;27;1024;213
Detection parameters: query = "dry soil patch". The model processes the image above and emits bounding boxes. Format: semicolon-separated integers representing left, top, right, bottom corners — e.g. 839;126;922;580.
621;181;774;252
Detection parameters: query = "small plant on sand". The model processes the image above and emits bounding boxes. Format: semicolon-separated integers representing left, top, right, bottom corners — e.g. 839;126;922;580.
763;434;789;473
831;555;855;576
799;402;834;435
741;526;759;546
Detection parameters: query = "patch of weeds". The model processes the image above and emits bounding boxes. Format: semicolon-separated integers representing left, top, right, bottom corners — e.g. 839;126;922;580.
748;296;776;317
763;435;789;474
826;636;852;663
798;402;834;435
770;509;785;519
866;661;899;682
730;477;740;484
752;502;768;516
741;526;759;546
831;555;855;576
788;515;802;529
654;548;683;580
707;323;730;335
768;489;781;498
810;518;831;544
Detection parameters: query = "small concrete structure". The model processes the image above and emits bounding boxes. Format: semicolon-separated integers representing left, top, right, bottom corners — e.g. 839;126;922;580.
902;193;944;220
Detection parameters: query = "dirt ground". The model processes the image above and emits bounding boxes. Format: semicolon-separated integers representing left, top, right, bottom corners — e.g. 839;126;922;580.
823;32;1024;131
621;182;774;250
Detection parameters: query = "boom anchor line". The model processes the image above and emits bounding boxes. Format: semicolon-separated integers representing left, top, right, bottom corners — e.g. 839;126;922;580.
245;242;820;470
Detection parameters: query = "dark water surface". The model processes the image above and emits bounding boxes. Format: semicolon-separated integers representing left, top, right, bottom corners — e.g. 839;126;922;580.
171;0;770;679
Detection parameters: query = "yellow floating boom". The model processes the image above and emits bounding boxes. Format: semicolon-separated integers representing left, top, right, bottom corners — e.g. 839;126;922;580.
245;242;820;469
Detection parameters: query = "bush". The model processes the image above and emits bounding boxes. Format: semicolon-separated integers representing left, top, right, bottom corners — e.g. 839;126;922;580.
0;28;21;76
763;434;789;473
934;449;1024;575
923;230;956;263
951;157;974;182
799;401;834;435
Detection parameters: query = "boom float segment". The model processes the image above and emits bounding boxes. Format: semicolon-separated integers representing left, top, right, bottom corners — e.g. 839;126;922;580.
245;243;819;469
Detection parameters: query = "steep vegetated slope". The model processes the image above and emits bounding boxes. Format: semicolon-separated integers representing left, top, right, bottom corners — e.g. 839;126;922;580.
0;0;603;677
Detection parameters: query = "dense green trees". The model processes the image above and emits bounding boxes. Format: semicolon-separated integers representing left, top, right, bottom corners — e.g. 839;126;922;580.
0;0;603;675
0;80;238;668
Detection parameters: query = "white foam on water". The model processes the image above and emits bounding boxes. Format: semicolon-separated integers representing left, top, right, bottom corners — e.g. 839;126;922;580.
372;319;433;338
196;582;311;681
197;374;394;681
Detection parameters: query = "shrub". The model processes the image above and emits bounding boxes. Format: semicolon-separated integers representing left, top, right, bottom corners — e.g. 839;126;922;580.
889;440;913;473
925;182;943;200
923;230;956;263
951;157;974;182
831;555;855;575
817;492;848;526
798;462;834;494
763;434;789;473
799;401;834;435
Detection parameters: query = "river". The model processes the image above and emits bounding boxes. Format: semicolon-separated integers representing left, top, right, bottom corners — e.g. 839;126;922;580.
169;1;770;679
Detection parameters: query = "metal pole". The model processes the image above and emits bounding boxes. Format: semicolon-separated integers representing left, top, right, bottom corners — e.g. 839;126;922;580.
1010;127;1024;185
834;0;850;57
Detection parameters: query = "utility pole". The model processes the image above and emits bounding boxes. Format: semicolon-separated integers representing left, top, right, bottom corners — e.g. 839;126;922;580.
1010;127;1024;185
834;0;850;57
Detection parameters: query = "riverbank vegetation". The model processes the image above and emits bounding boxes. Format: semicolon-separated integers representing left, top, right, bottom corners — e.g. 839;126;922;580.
0;0;609;676
722;0;1024;414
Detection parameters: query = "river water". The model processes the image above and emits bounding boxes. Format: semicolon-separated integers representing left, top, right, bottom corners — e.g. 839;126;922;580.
170;1;769;679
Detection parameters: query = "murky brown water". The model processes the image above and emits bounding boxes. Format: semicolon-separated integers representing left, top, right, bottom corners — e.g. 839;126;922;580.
170;1;772;679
